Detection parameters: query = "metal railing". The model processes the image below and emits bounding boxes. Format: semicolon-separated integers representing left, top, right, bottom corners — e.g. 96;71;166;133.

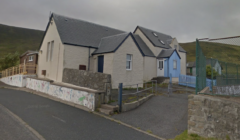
118;80;157;112
0;63;37;78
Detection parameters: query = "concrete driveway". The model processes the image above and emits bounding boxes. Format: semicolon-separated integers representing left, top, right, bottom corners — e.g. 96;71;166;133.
112;93;190;139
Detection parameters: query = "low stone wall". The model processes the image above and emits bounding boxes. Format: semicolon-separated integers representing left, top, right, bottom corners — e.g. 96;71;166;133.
188;94;240;140
122;94;154;112
62;68;111;91
0;74;36;87
26;78;99;111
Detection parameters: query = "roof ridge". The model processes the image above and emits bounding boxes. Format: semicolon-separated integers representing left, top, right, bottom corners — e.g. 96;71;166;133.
52;13;125;33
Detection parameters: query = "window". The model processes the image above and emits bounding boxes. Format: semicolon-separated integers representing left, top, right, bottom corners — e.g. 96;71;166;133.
46;42;50;61
50;41;54;61
126;54;132;70
79;65;86;70
158;39;165;45
159;61;163;69
173;60;177;69
46;41;54;62
152;32;158;37
29;56;33;61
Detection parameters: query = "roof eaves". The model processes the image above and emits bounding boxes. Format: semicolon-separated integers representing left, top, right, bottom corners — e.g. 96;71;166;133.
112;33;131;52
38;14;53;50
63;43;98;49
131;33;146;57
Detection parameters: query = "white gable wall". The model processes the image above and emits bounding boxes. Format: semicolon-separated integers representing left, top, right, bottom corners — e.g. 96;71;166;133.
111;36;144;88
38;18;64;82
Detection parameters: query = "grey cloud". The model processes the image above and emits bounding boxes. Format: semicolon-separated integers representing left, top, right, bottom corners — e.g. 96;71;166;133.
0;0;239;42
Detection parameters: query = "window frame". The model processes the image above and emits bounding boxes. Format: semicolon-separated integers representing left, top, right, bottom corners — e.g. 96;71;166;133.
159;60;163;69
126;54;132;70
46;42;50;61
50;41;54;61
29;56;33;61
173;60;177;69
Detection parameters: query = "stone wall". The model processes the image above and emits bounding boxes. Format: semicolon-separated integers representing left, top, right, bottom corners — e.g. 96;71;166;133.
62;68;111;91
188;94;240;140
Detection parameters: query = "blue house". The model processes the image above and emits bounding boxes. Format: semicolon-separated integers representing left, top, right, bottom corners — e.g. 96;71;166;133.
156;49;181;78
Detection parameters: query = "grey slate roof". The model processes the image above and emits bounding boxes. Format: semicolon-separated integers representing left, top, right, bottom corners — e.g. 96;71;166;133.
136;26;172;49
135;26;186;53
157;49;181;59
179;45;186;53
52;13;125;48
92;33;129;54
132;34;155;57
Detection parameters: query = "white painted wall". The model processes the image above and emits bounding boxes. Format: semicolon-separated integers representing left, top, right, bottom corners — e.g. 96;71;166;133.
92;53;114;75
111;36;144;88
64;45;96;71
26;78;95;111
38;18;64;82
144;57;157;81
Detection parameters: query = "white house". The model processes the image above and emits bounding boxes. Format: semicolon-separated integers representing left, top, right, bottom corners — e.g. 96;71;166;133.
37;13;186;88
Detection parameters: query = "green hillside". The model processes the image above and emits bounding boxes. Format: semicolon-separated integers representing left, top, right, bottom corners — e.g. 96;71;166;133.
180;41;240;64
0;24;44;57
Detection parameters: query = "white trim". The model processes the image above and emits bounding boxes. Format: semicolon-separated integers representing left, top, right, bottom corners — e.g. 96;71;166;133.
29;56;33;61
126;54;132;70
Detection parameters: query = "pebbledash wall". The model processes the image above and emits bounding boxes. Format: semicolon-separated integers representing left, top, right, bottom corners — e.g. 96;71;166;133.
26;78;95;111
0;74;36;87
188;94;240;140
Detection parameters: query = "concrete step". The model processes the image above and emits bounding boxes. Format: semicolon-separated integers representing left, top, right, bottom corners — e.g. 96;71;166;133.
98;108;113;115
101;104;118;112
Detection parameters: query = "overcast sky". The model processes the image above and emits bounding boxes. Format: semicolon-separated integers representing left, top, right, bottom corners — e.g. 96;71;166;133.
0;0;239;43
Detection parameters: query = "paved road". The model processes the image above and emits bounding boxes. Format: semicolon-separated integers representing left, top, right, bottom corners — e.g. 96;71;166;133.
0;104;39;140
0;88;158;140
112;93;190;139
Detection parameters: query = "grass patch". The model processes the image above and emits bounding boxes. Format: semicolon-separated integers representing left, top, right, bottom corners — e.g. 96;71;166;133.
159;83;168;88
171;130;218;140
146;130;153;134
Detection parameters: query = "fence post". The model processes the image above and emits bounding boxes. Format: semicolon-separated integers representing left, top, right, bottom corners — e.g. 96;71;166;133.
118;83;122;112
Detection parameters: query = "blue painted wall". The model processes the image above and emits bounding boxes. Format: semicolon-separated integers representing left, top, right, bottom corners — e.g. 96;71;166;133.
163;51;181;77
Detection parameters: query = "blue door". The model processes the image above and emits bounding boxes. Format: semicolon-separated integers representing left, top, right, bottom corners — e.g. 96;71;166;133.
98;56;104;73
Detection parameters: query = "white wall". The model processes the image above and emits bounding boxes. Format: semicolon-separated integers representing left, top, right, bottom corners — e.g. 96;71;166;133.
38;18;64;82
26;78;95;111
111;36;144;88
64;45;96;71
92;53;114;75
0;74;36;87
143;57;157;81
